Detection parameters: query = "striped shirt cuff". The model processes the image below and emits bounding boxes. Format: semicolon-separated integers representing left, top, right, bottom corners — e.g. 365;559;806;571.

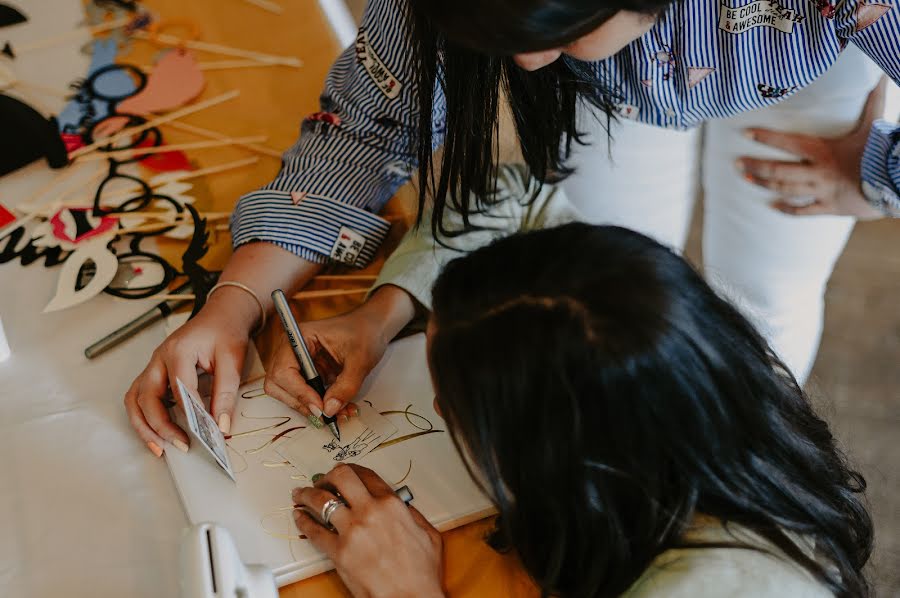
230;190;392;267
861;120;900;217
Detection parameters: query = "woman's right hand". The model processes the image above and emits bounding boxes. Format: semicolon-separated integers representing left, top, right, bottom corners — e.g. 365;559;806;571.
123;286;259;457
264;285;417;421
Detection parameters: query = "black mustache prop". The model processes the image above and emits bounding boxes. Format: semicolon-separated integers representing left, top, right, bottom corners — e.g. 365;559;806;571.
0;93;68;176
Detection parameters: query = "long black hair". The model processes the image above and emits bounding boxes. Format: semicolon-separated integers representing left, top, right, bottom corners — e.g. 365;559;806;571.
429;223;873;598
406;0;674;238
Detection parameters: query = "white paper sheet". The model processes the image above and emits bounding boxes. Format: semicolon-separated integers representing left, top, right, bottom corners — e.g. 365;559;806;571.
164;334;495;587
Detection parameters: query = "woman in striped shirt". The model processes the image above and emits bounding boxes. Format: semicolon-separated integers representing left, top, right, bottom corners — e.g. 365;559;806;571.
125;0;899;457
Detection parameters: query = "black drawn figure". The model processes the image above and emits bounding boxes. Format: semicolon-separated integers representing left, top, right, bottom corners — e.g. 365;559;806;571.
322;429;379;462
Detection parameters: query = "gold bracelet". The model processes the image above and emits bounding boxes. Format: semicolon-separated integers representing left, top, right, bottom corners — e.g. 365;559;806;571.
207;281;267;335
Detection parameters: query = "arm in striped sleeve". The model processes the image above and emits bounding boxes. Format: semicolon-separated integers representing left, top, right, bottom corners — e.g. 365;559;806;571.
231;0;447;265
834;0;900;216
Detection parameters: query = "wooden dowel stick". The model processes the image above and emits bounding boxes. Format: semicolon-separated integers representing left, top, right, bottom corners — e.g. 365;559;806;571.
122;210;232;220
197;59;282;71
314;274;378;281
142;60;281;71
146;288;370;302
241;0;285;14
76;135;267;162
54;157;259;209
132;30;302;67
11;80;70;98
68;90;241;159
16;15;133;54
163;120;282;159
19;165;106;212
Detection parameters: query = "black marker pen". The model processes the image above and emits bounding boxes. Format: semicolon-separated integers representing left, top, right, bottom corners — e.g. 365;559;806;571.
271;289;341;440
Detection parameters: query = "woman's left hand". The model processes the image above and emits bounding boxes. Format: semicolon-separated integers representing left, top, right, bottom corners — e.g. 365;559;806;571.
292;464;445;598
736;77;887;219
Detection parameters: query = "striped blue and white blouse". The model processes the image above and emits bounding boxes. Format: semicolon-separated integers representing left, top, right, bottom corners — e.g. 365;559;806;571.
231;0;900;267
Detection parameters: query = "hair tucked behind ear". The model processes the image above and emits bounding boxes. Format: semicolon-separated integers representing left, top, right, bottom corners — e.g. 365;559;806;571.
429;224;873;598
408;6;621;240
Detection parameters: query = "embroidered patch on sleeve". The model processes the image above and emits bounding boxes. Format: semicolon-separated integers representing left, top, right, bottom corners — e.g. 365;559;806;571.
355;28;402;100
757;83;798;98
719;0;805;33
330;226;367;266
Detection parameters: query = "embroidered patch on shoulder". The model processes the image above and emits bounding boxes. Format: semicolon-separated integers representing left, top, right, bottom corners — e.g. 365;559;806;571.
757;83;798;98
719;0;805;33
330;226;367;266
355;28;402;100
616;103;639;119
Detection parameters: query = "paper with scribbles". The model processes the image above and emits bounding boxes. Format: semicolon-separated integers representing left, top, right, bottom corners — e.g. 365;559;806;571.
276;403;397;478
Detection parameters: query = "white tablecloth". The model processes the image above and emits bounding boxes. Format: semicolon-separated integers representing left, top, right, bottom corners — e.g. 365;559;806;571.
1;2;186;596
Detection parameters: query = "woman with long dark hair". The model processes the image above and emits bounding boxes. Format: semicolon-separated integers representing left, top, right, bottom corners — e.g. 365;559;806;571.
291;222;874;598
124;0;899;457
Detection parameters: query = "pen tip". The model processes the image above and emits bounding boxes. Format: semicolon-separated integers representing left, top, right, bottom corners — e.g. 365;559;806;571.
329;422;341;441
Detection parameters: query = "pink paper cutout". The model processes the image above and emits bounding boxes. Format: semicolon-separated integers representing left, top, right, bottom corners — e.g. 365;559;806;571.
49;207;118;245
855;1;890;31
687;67;715;90
117;49;205;115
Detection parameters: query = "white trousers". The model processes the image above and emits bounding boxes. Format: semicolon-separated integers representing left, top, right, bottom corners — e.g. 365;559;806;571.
560;47;883;383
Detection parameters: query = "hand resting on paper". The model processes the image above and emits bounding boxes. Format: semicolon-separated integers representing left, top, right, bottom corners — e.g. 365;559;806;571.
123;287;253;456
264;285;417;421
125;243;322;457
292;464;445;598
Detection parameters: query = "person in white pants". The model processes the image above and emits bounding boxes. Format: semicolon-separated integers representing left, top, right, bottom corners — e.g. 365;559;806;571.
562;46;885;382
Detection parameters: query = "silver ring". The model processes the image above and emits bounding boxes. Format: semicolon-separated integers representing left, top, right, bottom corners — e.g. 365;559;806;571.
321;498;346;528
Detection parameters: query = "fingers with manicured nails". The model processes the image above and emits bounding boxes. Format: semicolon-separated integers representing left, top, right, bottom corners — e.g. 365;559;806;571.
293;487;352;531
316;463;372;507
737;158;816;182
210;345;245;434
263;377;310;416
293;508;338;556
770;199;832;216
744;128;821;160
138;356;190;450
322;358;369;417
125;379;167;455
346;464;398;498
742;173;817;196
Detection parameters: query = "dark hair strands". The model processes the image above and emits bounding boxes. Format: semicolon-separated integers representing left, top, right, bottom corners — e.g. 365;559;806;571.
428;224;873;597
406;0;673;241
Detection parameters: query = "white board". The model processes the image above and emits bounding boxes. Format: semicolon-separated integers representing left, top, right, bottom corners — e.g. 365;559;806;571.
164;333;495;586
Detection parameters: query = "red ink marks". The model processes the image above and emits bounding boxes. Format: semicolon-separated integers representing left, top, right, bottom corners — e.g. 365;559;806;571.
814;0;836;18
641;79;653;88
305;112;342;127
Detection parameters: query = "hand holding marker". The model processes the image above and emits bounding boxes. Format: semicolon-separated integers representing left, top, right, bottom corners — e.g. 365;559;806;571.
271;289;341;440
